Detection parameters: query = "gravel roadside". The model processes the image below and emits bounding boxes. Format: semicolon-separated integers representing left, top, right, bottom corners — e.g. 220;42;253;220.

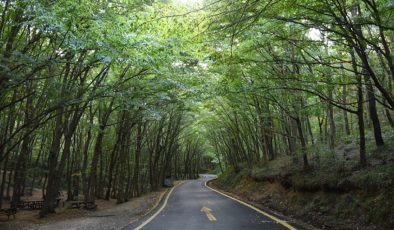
0;188;168;230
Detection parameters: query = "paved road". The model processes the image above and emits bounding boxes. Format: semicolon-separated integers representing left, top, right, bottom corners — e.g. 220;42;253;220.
125;175;291;230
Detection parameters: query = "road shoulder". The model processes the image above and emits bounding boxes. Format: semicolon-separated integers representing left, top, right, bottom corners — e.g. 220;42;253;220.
0;188;170;230
124;180;186;230
207;179;317;230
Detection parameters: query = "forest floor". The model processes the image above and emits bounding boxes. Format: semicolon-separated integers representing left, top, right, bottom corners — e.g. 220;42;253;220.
210;138;394;230
0;185;171;230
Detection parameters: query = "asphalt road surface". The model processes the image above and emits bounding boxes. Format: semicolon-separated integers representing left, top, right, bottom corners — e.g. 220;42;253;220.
125;175;293;230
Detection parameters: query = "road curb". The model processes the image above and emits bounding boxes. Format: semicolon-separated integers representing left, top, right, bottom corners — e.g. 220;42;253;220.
204;180;297;230
132;181;185;230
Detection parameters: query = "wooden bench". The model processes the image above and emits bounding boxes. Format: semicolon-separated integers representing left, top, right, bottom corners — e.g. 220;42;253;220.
11;199;61;210
69;201;97;210
10;201;26;209
0;208;17;220
12;200;43;210
84;201;97;210
69;201;82;209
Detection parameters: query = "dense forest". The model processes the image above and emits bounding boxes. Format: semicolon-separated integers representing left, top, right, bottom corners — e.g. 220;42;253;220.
0;0;208;217
0;0;393;227
206;0;394;170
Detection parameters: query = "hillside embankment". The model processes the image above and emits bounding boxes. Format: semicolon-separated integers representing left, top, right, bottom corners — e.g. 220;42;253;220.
211;144;394;230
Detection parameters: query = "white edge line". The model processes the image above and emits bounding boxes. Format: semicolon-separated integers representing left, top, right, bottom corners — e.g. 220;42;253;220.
134;182;184;230
205;180;297;230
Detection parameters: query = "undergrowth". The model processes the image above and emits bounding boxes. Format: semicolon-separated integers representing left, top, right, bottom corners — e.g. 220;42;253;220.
214;136;394;229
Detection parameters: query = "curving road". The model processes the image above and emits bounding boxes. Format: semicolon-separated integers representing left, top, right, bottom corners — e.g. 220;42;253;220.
124;175;294;230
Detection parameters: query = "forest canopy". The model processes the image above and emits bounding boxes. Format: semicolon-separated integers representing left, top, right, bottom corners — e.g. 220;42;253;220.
0;0;393;219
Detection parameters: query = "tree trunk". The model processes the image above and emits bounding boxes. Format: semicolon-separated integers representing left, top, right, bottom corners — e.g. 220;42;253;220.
350;47;367;167
364;66;384;146
327;102;336;150
132;123;143;197
342;85;351;135
295;117;309;169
